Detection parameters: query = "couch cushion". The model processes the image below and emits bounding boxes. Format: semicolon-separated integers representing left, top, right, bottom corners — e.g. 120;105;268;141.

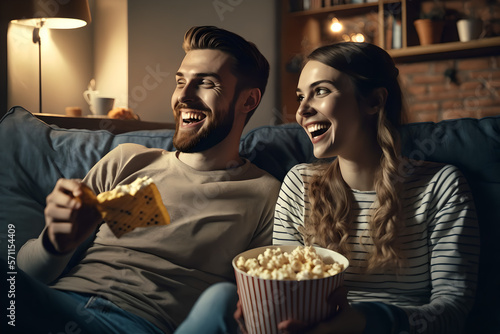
239;123;314;181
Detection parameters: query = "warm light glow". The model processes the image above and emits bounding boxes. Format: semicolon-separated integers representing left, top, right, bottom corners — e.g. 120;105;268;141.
348;33;365;42
330;18;343;33
353;33;365;42
11;18;87;29
39;27;49;40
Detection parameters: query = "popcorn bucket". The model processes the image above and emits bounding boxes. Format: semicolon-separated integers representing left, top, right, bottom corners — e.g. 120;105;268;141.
233;245;349;334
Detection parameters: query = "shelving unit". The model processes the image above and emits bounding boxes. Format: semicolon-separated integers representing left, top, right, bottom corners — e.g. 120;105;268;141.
288;0;406;48
279;0;500;121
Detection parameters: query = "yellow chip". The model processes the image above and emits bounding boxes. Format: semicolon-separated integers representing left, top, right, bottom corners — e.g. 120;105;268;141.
79;180;170;238
79;183;99;206
97;183;170;237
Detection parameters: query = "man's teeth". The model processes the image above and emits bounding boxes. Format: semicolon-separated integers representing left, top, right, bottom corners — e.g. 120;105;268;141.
182;112;204;121
181;112;206;124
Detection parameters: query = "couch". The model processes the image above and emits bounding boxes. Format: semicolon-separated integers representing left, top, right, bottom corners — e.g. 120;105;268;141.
1;106;499;333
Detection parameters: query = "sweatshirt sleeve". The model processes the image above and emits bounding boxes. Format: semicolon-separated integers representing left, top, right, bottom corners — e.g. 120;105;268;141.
247;171;281;250
397;166;480;333
17;228;76;284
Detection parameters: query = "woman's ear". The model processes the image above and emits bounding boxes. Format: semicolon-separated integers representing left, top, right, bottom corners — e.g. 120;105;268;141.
239;88;262;115
367;87;388;115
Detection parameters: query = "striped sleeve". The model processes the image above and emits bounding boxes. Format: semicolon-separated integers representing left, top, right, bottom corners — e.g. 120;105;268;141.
273;165;307;246
401;165;480;333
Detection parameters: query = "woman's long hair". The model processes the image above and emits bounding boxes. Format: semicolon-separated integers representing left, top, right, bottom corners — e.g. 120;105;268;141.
300;42;406;271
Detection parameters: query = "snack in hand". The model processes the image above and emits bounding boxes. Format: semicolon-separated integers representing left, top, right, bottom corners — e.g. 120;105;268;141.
80;176;170;237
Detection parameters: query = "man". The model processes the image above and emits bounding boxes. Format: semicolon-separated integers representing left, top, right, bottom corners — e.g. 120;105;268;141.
10;26;279;333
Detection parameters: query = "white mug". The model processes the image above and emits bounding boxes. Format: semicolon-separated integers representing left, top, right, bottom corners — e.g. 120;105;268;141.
457;19;483;42
83;89;99;114
92;96;115;116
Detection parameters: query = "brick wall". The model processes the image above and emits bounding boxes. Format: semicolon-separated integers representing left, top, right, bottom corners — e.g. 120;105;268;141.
395;0;500;123
398;56;500;123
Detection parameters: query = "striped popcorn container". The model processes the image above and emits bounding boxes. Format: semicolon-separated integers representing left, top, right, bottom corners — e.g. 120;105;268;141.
233;245;349;334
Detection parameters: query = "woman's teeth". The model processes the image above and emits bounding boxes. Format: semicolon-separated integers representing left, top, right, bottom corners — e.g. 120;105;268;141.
307;123;330;138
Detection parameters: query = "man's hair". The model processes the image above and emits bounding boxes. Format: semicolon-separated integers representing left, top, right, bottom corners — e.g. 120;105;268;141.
183;26;270;124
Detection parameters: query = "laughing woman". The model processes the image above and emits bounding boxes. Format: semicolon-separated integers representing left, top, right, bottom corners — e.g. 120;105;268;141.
273;42;480;333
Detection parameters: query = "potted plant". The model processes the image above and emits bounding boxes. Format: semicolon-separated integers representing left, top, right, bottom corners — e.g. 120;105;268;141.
414;2;446;45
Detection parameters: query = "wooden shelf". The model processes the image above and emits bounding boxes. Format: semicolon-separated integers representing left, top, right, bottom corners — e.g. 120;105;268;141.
289;2;379;16
289;0;405;16
389;36;500;62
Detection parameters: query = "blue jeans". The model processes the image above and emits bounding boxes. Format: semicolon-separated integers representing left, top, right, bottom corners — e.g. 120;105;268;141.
174;282;239;334
1;259;165;334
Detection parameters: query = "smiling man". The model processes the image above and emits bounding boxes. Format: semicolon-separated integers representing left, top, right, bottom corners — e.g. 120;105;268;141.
171;28;267;171
172;49;244;165
172;49;239;154
12;26;280;334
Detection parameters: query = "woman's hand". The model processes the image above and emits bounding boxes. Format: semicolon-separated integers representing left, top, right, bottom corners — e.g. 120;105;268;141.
44;179;102;254
278;287;366;334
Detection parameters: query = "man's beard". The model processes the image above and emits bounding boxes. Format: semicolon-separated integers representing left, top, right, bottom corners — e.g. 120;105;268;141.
173;101;236;153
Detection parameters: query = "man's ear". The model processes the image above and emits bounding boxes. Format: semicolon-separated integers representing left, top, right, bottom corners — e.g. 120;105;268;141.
367;87;388;115
239;88;262;115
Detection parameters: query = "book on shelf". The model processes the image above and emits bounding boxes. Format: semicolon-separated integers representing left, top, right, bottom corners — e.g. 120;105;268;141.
310;0;322;9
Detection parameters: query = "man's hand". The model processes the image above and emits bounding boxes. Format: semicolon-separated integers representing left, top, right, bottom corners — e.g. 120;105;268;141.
277;287;366;334
44;179;102;254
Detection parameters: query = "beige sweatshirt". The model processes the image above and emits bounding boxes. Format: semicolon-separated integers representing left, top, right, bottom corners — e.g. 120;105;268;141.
18;143;280;333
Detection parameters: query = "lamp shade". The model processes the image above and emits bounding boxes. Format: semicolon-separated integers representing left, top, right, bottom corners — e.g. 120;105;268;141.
10;0;91;29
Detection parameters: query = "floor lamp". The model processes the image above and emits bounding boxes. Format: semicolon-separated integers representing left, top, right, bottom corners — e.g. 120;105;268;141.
10;0;91;113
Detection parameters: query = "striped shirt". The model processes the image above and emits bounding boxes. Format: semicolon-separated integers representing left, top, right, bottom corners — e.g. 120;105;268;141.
273;161;480;333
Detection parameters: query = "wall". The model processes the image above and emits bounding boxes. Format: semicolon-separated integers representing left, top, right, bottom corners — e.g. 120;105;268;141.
127;0;280;131
6;0;279;133
399;56;500;123
398;0;500;123
93;0;128;111
6;0;129;117
0;3;10;117
7;18;94;115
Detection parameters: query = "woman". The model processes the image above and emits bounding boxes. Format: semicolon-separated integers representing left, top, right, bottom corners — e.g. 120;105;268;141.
273;42;479;333
175;42;480;334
